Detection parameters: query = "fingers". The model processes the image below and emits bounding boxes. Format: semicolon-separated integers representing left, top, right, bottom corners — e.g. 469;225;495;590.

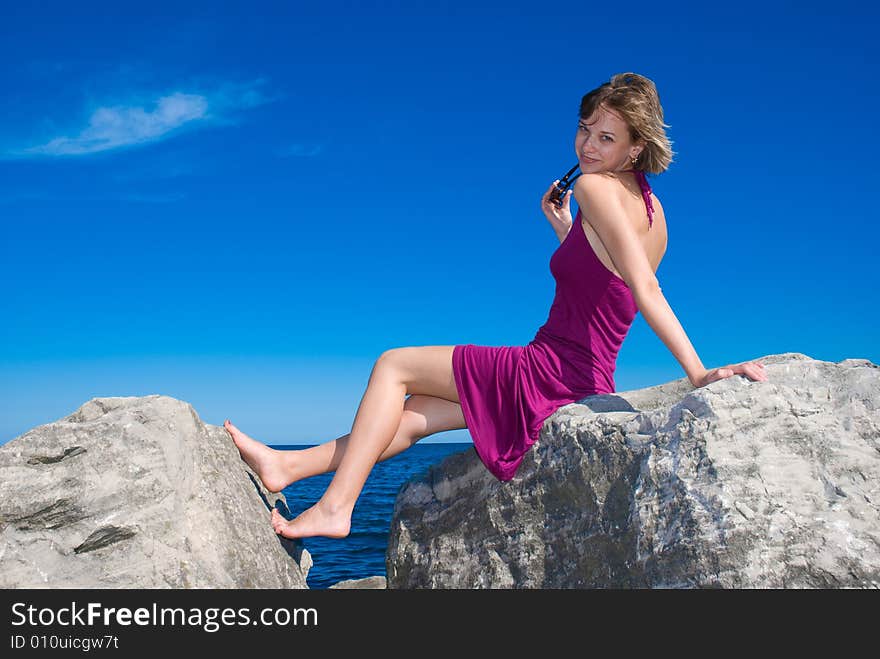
740;361;768;382
718;362;768;383
703;361;768;386
542;181;573;204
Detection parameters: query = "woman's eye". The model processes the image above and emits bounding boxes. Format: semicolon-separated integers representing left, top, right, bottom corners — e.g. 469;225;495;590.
579;126;611;141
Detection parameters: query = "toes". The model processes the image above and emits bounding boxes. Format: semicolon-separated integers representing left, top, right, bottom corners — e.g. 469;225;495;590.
270;510;287;535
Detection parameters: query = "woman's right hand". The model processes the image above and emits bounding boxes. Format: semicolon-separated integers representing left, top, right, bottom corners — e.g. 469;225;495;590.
541;180;574;236
691;361;768;388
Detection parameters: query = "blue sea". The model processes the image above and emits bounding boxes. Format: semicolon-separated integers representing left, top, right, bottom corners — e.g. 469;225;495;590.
273;442;473;589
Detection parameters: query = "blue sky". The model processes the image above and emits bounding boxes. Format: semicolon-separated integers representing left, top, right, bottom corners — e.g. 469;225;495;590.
2;1;877;447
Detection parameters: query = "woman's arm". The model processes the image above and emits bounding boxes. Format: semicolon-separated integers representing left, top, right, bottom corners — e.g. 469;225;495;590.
572;175;761;387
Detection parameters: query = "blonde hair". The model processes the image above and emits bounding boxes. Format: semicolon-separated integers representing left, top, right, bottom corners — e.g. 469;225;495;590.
579;72;675;175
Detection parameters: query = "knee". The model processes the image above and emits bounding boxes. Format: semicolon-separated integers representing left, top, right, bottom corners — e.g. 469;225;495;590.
377;347;404;362
373;348;403;376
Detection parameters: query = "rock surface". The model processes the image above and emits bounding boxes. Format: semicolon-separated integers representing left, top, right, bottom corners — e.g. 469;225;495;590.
0;395;310;588
386;353;880;588
329;576;387;589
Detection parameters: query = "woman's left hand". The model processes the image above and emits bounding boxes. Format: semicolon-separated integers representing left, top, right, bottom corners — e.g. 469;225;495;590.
692;361;768;388
541;180;574;235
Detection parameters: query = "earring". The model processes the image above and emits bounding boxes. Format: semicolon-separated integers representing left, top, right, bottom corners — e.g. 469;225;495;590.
630;153;639;165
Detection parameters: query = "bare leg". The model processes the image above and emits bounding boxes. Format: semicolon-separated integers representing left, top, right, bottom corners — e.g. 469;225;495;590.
272;348;466;539
224;394;466;491
228;345;463;540
269;365;404;538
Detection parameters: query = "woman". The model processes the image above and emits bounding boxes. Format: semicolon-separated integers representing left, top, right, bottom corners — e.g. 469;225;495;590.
224;72;768;540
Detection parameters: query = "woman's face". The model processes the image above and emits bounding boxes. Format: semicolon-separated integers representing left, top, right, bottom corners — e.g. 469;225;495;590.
575;105;643;173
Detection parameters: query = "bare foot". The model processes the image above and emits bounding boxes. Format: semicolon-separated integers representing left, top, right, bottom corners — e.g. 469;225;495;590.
271;504;351;539
223;419;293;493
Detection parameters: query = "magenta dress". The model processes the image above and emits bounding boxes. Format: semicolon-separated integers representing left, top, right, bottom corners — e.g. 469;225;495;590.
452;169;655;482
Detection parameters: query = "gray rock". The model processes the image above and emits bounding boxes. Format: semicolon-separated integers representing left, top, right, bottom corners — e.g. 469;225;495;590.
0;395;311;588
329;576;387;589
386;353;880;588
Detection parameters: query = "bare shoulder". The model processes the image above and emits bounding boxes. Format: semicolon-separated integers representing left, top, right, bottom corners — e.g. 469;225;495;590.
576;172;666;221
572;172;637;220
573;171;640;208
571;173;631;237
573;172;620;196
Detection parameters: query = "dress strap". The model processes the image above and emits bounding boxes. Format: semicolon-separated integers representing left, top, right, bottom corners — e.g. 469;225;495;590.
619;169;654;228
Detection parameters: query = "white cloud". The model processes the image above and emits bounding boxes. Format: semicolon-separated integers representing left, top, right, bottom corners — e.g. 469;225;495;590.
9;79;274;158
19;93;208;156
